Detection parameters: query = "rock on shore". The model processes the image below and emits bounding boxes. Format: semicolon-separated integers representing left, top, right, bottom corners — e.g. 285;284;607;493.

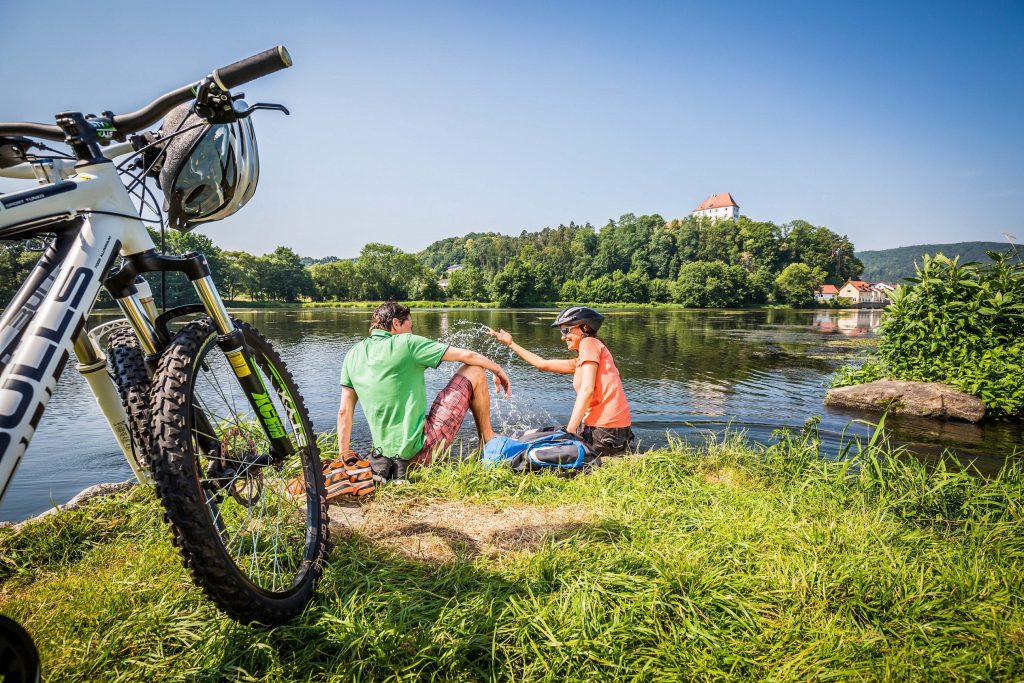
825;379;986;422
2;480;137;530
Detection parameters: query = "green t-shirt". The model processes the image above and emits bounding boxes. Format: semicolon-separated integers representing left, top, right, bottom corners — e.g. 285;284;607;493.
339;330;448;458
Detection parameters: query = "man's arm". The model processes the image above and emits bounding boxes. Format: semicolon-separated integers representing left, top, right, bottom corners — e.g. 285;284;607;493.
337;386;358;455
487;329;575;374
442;346;512;396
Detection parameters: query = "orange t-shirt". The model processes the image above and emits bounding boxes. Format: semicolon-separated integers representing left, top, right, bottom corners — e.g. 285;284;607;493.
572;337;631;428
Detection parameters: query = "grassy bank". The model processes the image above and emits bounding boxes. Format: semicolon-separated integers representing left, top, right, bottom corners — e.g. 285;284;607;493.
2;430;1022;681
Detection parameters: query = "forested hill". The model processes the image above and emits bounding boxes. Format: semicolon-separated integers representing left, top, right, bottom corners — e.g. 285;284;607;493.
416;214;863;306
858;241;1011;283
1;214;863;309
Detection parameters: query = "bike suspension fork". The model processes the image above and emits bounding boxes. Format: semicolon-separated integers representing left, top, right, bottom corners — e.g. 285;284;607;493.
71;326;150;483
106;249;296;461
192;274;296;460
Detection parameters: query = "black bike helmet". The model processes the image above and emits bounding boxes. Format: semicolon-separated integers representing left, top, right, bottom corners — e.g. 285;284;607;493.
158;102;259;232
551;305;605;333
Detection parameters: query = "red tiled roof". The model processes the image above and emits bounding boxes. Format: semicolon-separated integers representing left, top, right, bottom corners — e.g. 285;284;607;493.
818;285;839;294
693;193;739;211
844;280;873;292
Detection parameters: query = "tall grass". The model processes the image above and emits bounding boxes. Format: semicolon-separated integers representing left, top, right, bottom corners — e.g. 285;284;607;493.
1;431;1022;681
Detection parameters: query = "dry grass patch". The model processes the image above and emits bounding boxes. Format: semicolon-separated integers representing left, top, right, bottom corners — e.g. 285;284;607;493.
703;465;748;488
329;498;592;563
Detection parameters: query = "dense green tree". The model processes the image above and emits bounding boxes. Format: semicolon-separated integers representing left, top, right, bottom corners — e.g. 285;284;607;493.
781;220;862;285
673;261;750;308
355;243;422;301
648;278;674;303
446;266;489;301
409;264;444;300
775;262;827;307
309;260;357;301
491;257;539;307
0;209;871;308
263;246;314;302
738;217;782;272
0;242;38;304
748;266;778;304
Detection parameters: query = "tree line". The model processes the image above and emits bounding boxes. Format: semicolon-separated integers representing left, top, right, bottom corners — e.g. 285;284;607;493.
429;214;862;307
0;214;863;309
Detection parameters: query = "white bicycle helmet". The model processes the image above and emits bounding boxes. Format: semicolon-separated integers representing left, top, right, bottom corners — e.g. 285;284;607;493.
158;102;259;231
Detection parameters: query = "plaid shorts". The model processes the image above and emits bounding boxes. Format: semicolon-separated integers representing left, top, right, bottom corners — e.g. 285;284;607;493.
410;373;473;466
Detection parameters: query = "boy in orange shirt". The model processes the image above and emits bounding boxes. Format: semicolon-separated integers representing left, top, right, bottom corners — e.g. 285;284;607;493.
488;306;634;455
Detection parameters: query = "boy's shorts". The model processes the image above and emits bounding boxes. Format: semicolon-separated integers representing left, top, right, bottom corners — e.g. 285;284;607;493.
409;373;473;466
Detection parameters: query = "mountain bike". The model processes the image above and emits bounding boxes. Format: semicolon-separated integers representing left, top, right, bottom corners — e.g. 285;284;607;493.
0;46;329;627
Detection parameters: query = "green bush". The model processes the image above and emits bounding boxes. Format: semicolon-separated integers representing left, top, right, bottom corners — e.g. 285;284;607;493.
673;260;749;307
836;251;1024;418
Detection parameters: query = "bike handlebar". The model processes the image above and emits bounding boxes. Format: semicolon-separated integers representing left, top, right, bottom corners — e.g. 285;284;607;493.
213;46;293;90
0;46;292;142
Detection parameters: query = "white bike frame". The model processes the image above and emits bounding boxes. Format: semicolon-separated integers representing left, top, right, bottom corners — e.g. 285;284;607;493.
1;154;166;501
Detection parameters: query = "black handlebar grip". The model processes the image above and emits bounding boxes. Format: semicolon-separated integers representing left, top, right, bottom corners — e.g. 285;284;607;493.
212;46;293;90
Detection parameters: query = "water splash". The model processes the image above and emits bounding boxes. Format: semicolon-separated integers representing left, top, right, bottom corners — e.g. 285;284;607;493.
434;320;558;434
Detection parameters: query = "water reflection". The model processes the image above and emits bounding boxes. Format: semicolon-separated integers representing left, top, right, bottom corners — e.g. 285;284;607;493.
811;309;883;336
2;307;1020;522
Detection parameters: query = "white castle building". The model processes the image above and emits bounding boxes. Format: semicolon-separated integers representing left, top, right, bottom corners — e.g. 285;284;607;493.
692;193;740;221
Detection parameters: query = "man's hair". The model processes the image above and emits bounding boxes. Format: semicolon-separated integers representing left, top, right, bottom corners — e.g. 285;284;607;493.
370;301;411;332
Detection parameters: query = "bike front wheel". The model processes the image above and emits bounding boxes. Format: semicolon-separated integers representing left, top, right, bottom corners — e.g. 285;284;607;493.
150;317;329;625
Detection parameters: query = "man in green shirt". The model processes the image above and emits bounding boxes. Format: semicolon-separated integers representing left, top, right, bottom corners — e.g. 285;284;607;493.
338;301;511;482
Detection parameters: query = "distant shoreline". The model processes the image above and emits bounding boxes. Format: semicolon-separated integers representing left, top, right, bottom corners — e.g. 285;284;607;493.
222;300;869;311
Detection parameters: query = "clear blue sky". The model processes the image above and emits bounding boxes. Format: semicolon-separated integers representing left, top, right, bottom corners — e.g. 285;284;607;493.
2;0;1021;256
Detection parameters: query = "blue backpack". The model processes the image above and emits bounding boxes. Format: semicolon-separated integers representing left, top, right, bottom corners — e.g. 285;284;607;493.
483;427;600;476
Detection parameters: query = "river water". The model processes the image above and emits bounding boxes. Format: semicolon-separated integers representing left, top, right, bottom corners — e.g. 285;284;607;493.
2;307;1021;522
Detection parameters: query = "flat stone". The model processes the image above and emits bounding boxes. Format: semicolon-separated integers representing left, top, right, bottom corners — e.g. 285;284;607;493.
825;379;986;422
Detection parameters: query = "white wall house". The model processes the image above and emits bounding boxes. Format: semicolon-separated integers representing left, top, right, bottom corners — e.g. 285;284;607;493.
872;283;896;300
839;280;886;304
815;284;839;302
692;193;740;221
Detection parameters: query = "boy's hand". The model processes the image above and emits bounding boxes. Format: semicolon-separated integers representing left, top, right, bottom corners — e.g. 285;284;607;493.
492;366;511;397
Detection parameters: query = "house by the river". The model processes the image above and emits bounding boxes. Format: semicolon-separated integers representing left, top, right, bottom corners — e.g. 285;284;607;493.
816;279;894;307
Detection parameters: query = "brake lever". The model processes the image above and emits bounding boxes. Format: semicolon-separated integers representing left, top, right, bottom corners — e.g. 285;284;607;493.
235;103;290;118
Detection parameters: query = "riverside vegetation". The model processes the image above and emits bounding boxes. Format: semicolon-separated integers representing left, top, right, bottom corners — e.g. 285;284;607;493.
1;215;861;309
1;423;1022;681
834;251;1024;419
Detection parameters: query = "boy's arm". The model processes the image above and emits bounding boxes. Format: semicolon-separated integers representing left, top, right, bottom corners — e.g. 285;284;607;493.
337;386;358;454
442;346;512;396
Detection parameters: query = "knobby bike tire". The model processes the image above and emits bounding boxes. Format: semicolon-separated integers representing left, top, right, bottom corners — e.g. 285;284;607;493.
106;327;153;479
149;317;329;625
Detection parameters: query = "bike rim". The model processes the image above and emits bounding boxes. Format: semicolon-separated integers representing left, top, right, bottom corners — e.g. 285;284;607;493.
187;331;317;594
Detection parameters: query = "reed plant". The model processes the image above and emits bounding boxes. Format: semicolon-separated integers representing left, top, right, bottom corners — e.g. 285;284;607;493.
1;427;1022;681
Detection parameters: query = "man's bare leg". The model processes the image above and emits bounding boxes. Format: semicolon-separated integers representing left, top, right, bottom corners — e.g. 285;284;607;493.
456;364;495;443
